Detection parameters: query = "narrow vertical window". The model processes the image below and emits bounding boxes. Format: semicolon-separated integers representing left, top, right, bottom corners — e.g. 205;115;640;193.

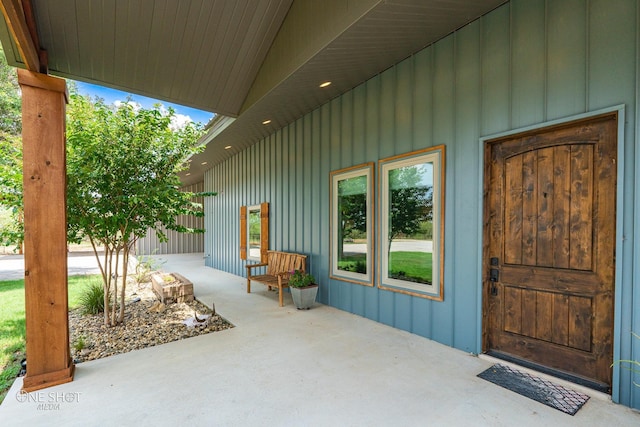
330;163;374;285
241;202;269;263
379;146;445;300
247;205;261;261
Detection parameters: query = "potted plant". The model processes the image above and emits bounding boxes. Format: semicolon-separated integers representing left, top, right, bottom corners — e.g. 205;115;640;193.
288;269;318;310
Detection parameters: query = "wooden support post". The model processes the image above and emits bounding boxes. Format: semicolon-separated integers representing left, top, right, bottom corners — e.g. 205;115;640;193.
18;69;74;392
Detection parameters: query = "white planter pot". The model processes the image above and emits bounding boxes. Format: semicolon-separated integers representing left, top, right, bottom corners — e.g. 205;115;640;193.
290;284;318;310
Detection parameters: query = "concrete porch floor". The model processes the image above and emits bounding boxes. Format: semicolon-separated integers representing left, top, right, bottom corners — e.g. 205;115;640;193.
1;253;638;426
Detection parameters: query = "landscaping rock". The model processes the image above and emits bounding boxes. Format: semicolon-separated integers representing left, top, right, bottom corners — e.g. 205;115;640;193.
69;280;232;363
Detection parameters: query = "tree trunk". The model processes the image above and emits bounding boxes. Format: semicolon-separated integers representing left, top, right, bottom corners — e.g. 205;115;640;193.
89;237;110;326
118;245;129;324
104;246;113;326
111;247;120;326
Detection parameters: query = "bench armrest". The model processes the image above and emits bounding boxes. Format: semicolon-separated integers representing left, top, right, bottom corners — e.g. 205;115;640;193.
246;263;268;274
247;263;268;269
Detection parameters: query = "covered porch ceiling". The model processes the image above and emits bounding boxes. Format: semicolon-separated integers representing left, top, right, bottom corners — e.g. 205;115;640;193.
0;0;507;185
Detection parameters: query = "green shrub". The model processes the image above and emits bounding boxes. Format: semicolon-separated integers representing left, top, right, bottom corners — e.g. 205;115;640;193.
134;253;163;284
73;336;86;352
79;280;106;315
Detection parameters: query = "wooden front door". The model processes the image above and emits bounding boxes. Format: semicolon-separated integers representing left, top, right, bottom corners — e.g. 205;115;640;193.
483;112;617;390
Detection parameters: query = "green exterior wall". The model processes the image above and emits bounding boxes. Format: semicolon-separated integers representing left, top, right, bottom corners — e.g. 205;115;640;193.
204;0;640;408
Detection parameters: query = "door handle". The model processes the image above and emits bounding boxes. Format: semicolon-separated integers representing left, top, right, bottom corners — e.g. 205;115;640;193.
489;257;499;296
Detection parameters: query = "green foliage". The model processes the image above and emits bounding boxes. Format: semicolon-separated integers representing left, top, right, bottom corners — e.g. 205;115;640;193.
388;251;433;284
66;94;209;246
338;175;368;240
67;275;101;309
288;269;316;288
0;46;23;250
337;253;368;274
248;208;261;246
0;46;21;136
612;332;640;388
73;336;86;352
0;275;97;404
0;279;26;404
134;253;164;284
79;280;107;315
66;94;214;325
388;165;433;247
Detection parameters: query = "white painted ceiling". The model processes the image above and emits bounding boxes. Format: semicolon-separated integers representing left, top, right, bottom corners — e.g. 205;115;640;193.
0;0;507;183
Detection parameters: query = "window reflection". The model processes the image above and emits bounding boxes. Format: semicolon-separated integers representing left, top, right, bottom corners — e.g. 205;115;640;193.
248;206;261;261
337;175;368;274
387;164;433;285
330;163;374;285
379;145;444;300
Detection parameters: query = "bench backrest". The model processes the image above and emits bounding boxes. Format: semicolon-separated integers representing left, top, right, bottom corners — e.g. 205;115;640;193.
266;250;307;276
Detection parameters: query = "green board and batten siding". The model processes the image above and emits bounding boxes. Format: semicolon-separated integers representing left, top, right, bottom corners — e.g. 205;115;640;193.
203;0;640;408
136;181;205;255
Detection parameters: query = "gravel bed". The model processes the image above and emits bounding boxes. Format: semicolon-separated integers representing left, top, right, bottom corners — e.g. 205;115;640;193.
69;280;233;363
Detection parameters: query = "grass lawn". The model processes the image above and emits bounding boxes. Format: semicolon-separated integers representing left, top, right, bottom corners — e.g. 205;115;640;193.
337;253;367;273
338;251;433;284
389;251;432;284
0;275;101;404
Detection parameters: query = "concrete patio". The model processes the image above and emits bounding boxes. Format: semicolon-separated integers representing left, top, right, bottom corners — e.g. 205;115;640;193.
0;253;638;426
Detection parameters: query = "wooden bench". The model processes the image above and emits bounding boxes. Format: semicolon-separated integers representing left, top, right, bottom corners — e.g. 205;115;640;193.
246;250;307;307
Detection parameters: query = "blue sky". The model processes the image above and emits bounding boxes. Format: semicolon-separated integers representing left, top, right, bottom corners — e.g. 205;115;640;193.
73;81;215;126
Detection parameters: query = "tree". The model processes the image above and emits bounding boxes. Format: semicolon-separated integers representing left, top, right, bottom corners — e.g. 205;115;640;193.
66;94;213;326
388;165;433;254
0;46;21;135
0;46;23;251
337;175;367;262
338;175;367;239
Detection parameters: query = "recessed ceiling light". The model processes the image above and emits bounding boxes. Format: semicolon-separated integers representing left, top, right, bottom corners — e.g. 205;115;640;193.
201;161;208;165
225;145;232;150
319;81;332;88
262;119;271;125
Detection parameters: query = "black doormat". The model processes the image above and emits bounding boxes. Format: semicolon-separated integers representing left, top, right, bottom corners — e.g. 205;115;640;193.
477;364;590;415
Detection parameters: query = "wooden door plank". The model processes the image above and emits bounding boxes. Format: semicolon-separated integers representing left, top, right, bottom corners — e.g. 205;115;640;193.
569;144;594;270
552;293;569;346
536;147;554;266
568;295;592;352
552;145;571;268
521;289;537;337
535;291;553;341
504;155;523;264
503;286;522;334
521;151;537;265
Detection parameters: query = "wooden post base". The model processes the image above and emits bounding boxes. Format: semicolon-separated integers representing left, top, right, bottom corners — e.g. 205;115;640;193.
22;359;75;393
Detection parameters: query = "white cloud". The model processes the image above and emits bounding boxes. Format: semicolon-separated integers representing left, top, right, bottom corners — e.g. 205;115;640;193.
169;113;193;131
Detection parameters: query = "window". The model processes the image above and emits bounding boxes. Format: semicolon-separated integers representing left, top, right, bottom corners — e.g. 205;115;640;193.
240;202;269;263
379;146;445;300
330;163;374;285
247;205;262;261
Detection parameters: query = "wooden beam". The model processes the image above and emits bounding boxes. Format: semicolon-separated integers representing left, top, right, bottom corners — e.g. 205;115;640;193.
18;69;74;392
0;0;40;71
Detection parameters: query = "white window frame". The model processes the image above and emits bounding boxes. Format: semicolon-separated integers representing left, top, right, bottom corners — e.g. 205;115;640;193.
330;163;374;286
378;146;445;300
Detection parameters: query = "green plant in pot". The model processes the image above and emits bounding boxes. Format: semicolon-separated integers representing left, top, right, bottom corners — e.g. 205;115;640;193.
288;269;318;310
